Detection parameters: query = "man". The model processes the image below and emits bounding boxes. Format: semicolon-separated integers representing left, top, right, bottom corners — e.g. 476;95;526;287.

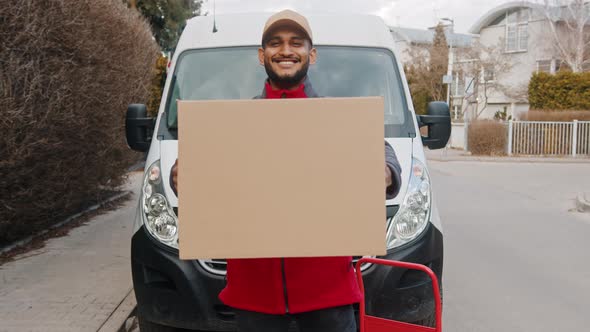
171;9;402;332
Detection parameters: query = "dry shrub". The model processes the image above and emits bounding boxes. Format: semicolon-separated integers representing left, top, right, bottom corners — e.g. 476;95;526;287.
468;120;508;156
521;110;590;122
0;0;159;245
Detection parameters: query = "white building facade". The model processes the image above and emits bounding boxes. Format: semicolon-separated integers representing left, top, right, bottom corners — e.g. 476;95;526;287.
392;1;588;121
467;1;562;119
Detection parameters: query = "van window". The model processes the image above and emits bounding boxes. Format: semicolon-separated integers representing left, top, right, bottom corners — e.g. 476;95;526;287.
164;46;415;138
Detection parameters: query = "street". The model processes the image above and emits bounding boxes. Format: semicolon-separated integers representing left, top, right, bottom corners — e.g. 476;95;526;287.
1;161;589;332
3;1;590;332
429;160;590;331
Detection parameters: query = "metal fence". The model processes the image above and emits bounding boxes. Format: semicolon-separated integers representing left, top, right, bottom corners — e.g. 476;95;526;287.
508;120;590;156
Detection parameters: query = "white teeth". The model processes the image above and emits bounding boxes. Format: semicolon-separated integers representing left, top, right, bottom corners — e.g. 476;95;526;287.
278;61;296;64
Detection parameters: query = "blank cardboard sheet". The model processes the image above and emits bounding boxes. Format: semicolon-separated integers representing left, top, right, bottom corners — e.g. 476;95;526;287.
177;97;386;259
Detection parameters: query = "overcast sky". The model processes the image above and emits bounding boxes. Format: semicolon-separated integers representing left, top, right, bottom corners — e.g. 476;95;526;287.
201;0;513;34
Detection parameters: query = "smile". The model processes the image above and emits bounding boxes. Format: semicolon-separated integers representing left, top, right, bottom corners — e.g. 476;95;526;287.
273;58;299;66
274;60;299;69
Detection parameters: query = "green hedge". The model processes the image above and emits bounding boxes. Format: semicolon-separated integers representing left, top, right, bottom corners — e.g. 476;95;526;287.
529;71;590;110
147;55;168;117
409;88;433;115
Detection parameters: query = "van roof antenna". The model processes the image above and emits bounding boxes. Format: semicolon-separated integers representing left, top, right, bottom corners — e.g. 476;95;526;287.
212;0;218;33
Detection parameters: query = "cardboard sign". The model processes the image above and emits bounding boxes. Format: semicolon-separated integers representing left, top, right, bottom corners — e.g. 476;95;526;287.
177;97;386;259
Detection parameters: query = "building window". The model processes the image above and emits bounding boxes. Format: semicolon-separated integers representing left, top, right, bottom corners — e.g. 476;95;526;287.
452;72;465;97
517;24;528;50
536;60;552;73
506;25;518;51
505;9;529;52
483;66;495;82
536;59;563;74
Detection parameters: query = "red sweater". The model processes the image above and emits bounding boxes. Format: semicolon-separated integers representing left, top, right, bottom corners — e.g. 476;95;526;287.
218;81;362;314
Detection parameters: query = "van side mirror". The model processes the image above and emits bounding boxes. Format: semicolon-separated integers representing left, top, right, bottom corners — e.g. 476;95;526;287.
417;102;451;150
125;104;155;152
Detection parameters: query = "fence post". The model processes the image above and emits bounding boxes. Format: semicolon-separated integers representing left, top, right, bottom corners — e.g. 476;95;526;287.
507;120;513;155
464;120;469;152
572;120;578;157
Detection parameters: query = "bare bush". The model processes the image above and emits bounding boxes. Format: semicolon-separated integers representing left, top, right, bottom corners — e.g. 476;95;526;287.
0;0;159;245
468;121;508;156
522;110;590;121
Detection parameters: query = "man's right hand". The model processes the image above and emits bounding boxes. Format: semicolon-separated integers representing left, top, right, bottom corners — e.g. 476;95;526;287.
171;159;178;194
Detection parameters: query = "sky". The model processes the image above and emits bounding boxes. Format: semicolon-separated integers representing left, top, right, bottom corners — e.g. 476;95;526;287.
201;0;514;34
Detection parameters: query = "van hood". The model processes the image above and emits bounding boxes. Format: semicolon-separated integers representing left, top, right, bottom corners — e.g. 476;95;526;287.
158;138;412;207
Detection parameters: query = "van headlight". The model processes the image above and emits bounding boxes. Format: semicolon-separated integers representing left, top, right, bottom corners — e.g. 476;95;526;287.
141;160;179;248
386;158;431;249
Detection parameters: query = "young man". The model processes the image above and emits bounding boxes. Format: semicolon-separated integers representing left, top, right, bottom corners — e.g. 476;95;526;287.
171;10;402;332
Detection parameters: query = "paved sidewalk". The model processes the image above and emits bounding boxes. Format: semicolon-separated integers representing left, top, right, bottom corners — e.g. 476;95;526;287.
0;172;142;332
425;147;590;164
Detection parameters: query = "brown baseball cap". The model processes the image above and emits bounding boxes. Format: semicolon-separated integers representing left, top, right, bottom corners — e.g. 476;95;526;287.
262;10;313;46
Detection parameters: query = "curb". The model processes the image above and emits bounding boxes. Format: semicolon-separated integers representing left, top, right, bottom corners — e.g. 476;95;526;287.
427;154;590;164
97;288;137;332
127;160;146;172
576;192;590;213
0;190;131;255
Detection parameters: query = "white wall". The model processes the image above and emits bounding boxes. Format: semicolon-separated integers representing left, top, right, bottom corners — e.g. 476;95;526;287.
449;122;466;149
475;14;556;118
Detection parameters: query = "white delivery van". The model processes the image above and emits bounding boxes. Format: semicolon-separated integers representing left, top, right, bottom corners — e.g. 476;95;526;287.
125;12;451;331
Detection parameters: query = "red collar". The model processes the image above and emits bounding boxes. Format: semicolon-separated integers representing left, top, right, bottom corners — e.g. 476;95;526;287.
264;81;307;99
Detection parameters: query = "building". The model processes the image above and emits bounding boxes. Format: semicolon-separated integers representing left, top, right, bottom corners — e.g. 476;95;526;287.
390;26;474;64
467;1;563;119
392;1;589;121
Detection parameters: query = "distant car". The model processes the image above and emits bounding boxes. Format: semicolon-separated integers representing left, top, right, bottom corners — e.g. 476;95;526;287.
125;12;451;331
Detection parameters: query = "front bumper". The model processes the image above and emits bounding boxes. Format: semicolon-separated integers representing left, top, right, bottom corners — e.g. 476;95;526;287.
132;223;443;330
361;224;443;323
132;226;234;331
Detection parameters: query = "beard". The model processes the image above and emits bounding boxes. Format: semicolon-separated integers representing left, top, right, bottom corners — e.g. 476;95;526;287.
264;57;309;89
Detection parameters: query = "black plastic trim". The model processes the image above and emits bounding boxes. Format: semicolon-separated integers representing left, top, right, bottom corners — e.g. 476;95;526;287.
361;223;443;323
132;226;234;331
131;222;443;330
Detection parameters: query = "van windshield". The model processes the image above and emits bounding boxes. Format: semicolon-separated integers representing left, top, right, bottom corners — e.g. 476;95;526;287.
162;46;415;138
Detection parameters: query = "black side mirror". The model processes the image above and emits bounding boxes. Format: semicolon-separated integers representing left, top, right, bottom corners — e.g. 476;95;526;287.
125;104;155;152
417;101;451;150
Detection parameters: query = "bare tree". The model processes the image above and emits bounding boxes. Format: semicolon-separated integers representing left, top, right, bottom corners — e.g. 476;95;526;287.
542;0;590;72
454;39;515;119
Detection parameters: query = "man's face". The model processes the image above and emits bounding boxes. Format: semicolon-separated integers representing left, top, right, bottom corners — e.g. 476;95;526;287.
258;26;317;88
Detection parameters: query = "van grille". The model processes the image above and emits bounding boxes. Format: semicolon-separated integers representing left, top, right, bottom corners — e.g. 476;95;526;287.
199;259;227;275
198;256;373;276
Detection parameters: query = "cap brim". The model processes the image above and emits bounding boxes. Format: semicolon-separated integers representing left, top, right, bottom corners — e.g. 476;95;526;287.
262;19;312;45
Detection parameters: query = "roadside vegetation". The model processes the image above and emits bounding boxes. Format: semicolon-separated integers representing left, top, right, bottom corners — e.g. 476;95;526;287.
529;72;590;111
468;69;590;156
521;110;590;122
0;0;160;246
467;121;508;156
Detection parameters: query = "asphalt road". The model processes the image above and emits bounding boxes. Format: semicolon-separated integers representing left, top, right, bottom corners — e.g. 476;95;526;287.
428;160;590;331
